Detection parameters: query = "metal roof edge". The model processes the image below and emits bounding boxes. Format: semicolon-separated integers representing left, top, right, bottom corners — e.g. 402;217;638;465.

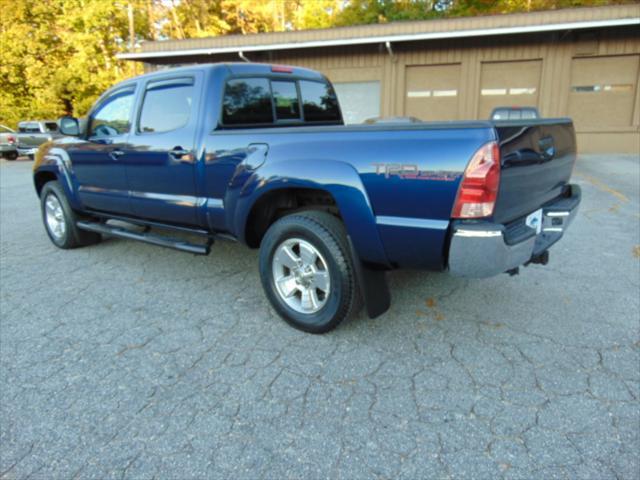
117;17;640;61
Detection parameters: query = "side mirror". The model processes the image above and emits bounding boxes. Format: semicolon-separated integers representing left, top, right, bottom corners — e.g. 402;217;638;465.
59;116;80;136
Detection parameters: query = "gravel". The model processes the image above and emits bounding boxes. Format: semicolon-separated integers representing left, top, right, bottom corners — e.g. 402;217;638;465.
1;154;638;479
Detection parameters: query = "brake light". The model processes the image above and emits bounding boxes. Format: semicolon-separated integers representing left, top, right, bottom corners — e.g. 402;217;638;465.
7;135;16;145
271;65;293;73
452;141;501;218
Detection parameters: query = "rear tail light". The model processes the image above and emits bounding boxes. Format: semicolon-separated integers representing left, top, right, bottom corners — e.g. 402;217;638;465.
452;141;501;219
7;135;16;145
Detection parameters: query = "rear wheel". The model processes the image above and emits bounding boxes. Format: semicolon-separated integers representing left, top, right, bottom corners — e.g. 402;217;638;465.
259;211;360;333
4;151;18;160
40;181;101;249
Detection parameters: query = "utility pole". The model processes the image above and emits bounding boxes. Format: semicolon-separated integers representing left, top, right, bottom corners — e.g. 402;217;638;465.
128;1;136;74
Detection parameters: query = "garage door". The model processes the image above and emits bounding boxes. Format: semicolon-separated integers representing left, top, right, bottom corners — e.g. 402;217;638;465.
333;81;381;124
405;64;461;121
568;55;640;130
478;60;542;119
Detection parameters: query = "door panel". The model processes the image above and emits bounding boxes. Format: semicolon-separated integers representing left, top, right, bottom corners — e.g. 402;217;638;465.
333;81;380;124
478;60;542;119
124;74;201;226
71;86;136;214
568;54;640;129
405;64;461;121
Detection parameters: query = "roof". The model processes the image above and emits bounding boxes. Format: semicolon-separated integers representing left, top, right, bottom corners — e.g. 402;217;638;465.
106;63;326;92
118;4;640;61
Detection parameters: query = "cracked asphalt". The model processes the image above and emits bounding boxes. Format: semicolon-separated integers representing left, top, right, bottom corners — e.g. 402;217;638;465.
1;154;639;479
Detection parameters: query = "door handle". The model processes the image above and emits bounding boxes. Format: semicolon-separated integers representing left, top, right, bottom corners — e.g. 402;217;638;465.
109;149;124;161
169;147;189;157
169;147;193;163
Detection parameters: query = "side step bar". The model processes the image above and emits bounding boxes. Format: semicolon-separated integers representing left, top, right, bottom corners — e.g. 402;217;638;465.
76;221;212;255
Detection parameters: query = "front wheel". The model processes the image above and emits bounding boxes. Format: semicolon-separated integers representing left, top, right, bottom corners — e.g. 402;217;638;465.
259;211;361;333
40;181;101;249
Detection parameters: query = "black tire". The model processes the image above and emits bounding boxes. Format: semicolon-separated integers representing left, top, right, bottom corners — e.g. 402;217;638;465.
5;151;18;161
259;210;361;333
40;181;101;249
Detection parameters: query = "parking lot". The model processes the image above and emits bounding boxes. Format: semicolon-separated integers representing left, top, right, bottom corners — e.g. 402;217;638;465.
0;155;638;479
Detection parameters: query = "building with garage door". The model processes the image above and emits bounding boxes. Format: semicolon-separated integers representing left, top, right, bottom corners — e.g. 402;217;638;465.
118;4;640;154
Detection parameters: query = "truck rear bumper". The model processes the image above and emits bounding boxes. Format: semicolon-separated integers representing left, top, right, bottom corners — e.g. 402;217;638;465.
17;146;38;156
448;184;581;278
0;145;18;153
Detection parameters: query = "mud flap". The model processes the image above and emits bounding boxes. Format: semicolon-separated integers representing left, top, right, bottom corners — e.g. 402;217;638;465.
348;236;391;319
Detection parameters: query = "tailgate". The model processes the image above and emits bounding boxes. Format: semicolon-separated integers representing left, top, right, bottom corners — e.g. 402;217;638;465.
493;119;576;224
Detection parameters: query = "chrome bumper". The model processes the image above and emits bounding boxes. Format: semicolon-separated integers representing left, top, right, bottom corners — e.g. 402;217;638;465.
448;184;581;278
17;147;38;156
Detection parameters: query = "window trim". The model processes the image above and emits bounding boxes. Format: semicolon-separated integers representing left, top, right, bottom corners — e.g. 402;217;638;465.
136;76;195;136
88;85;136;139
216;75;343;130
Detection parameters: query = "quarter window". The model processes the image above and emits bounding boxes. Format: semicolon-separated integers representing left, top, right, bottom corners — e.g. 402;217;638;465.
19;123;40;133
299;80;341;122
89;88;135;138
222;78;273;125
272;80;300;120
139;80;194;133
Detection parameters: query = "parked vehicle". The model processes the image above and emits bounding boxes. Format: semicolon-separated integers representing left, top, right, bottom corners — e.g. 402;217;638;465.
490;106;540;121
0;125;19;160
33;63;581;333
16;121;62;159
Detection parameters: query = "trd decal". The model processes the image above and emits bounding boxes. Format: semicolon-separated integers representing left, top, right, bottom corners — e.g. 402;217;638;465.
372;163;459;181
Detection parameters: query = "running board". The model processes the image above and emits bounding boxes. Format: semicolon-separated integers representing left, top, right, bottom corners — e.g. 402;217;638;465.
76;221;212;255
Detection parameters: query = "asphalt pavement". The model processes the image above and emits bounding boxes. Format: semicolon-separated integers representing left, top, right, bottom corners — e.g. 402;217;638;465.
1;154;638;479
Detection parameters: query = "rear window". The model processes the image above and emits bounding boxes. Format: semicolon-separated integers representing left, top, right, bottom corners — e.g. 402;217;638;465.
221;76;342;127
492;108;539;120
18;124;40;133
222;78;273;125
272;81;300;120
300;80;341;123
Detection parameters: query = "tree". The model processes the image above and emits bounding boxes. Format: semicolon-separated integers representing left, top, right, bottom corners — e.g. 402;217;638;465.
1;0;633;128
0;0;153;128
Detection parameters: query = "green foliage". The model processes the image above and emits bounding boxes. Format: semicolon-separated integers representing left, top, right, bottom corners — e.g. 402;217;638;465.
0;0;633;128
0;0;153;128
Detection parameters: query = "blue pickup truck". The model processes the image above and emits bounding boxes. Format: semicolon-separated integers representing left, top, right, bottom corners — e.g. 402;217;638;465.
33;63;580;333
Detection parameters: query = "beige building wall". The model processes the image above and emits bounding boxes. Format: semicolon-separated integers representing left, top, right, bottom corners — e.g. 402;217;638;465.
140;6;640;155
265;28;640;154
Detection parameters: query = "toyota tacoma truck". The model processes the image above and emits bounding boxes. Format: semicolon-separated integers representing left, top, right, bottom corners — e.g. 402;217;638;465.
33;63;580;333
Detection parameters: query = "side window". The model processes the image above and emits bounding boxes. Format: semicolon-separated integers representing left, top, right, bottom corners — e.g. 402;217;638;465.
222;78;273;125
300;80;341;123
19;123;39;133
89;88;135;138
271;80;300;120
44;122;58;132
139;79;194;134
